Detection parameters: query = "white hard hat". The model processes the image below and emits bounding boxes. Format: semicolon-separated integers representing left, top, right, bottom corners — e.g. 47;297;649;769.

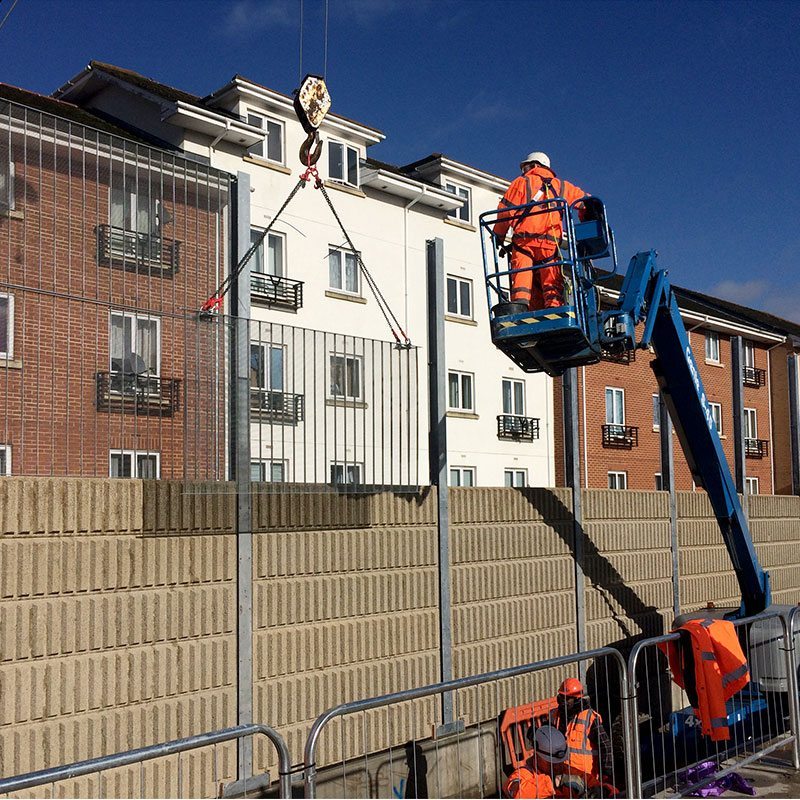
521;151;550;170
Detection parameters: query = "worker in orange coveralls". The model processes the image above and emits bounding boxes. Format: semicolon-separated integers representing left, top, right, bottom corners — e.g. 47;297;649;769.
503;725;569;799
493;152;588;310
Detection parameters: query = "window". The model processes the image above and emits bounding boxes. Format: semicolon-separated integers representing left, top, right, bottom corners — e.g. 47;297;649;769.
111;182;165;235
0;445;10;476
745;476;760;495
330;462;363;486
328;247;360;294
504;469;527;487
328;140;359;186
450;466;475;487
109;450;160;478
448;370;475;412
652;394;660;430
710;402;722;434
655;473;664;491
246;113;284;164
705;331;720;363
330;354;362;400
608;471;627;490
250;344;284;391
0;293;13;359
445;181;471;223
0;160;13;210
605;387;625;426
502;378;525;416
110;312;159;375
743;340;755;368
251;229;285;276
446;276;472;318
744;407;758;440
251;460;286;482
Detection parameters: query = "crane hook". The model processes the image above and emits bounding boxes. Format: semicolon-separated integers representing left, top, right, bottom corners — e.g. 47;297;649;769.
299;130;323;166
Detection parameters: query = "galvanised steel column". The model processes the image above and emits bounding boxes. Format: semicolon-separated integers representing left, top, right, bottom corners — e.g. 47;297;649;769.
231;172;253;780
426;238;455;729
789;353;800;495
659;393;680;619
562;368;587;662
731;336;747;513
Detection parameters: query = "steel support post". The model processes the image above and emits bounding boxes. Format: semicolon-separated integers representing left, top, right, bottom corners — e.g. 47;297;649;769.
789;353;800;496
426;238;456;731
731;336;747;516
562;368;587;664
231;172;253;780
659;393;680;619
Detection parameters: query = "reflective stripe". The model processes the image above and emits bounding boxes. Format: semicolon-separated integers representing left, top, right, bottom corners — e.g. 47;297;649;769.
499;197;514;208
514;232;561;242
722;663;749;687
700;619;714;628
701;651;717;661
524;176;533;204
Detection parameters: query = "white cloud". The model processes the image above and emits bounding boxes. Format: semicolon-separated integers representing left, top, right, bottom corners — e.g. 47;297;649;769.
708;279;769;306
224;0;295;37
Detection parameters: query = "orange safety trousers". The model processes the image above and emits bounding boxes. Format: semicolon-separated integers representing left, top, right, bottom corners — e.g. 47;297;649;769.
510;242;564;310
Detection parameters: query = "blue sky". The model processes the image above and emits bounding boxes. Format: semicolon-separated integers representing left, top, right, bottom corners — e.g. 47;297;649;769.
2;0;799;320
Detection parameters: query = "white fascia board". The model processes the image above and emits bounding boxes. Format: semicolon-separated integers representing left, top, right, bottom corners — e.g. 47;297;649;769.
360;167;463;210
163;101;263;147
416;156;508;193
598;286;785;344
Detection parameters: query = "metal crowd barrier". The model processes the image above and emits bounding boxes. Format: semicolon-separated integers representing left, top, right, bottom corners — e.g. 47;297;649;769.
303;647;633;799
0;724;292;799
627;609;800;798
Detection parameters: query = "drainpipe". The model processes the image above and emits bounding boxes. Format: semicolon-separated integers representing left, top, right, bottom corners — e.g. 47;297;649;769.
403;188;426;331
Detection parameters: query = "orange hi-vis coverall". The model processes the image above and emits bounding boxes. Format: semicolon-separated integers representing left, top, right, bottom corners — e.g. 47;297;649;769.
493;165;587;310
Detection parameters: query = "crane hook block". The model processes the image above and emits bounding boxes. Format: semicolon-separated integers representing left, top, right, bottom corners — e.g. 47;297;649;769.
293;74;331;135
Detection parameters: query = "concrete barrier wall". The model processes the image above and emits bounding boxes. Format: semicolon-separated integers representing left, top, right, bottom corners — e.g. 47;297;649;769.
4;481;800;796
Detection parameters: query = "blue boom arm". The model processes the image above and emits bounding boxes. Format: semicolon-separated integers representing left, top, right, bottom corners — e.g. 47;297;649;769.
604;251;771;618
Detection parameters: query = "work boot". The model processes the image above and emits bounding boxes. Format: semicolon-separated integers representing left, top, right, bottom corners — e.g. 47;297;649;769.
493;301;528;318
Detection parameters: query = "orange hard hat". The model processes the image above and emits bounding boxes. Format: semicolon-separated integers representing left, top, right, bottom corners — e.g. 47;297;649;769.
557;678;585;698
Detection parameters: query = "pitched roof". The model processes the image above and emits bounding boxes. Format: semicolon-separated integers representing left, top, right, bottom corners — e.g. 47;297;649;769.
88;60;202;105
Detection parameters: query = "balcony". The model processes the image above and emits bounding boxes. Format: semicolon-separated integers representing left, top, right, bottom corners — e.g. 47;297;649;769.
745;438;769;459
250;388;304;425
497;414;540;441
96;225;180;276
743;366;766;388
251;273;304;312
602;424;639;449
96;371;181;416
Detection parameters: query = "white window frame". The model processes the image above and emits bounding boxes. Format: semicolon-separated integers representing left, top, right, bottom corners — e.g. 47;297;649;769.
705;331;720;363
251;459;287;482
745;476;760;495
743;340;755;369
605;387;625;439
328;247;360;295
448;370;475;413
0;444;10;476
250;343;285;391
250;228;286;277
652;394;660;431
502;378;526;416
327;139;360;187
109;450;161;478
608;471;627;490
0;160;14;211
0;292;13;359
109;311;161;377
654;473;663;491
504;468;527;487
329;353;363;400
444;181;471;223
744;407;758;440
446;275;473;319
330;462;364;486
246;112;285;165
710;401;723;434
449;466;476;487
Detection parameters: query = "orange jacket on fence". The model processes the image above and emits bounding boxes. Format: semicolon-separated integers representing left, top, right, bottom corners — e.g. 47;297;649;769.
661;618;750;742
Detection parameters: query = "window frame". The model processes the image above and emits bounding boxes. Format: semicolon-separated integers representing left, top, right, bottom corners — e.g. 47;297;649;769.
705;331;721;363
743;339;755;369
329;353;363;401
0;444;10;476
448;370;476;413
605;386;625;426
109;311;161;377
654;473;663;491
330;461;364;486
250;228;287;277
0;292;13;359
449;466;476;487
744;407;758;440
608;471;628;490
250;342;286;392
0;160;14;211
327;139;360;187
328;246;361;295
251;459;287;482
652;393;660;431
709;401;723;435
446;274;473;319
504;468;527;487
109;449;161;479
246;111;285;165
444;180;471;224
745;476;759;495
502;378;526;416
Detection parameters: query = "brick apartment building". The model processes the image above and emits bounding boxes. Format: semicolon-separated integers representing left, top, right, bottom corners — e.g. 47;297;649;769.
554;281;787;494
0;86;230;478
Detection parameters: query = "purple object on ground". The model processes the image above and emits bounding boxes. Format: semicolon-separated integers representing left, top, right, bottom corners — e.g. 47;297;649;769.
683;760;756;797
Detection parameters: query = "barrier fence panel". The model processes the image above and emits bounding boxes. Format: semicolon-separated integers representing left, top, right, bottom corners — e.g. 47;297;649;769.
627;609;800;798
303;647;632;799
0;724;292;799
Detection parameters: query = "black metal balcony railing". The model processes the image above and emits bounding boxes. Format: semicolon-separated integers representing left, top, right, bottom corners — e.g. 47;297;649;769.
250;389;304;424
96;225;180;276
497;414;540;441
251;274;304;311
745;438;769;458
743;365;766;387
602;424;639;449
96;371;181;416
